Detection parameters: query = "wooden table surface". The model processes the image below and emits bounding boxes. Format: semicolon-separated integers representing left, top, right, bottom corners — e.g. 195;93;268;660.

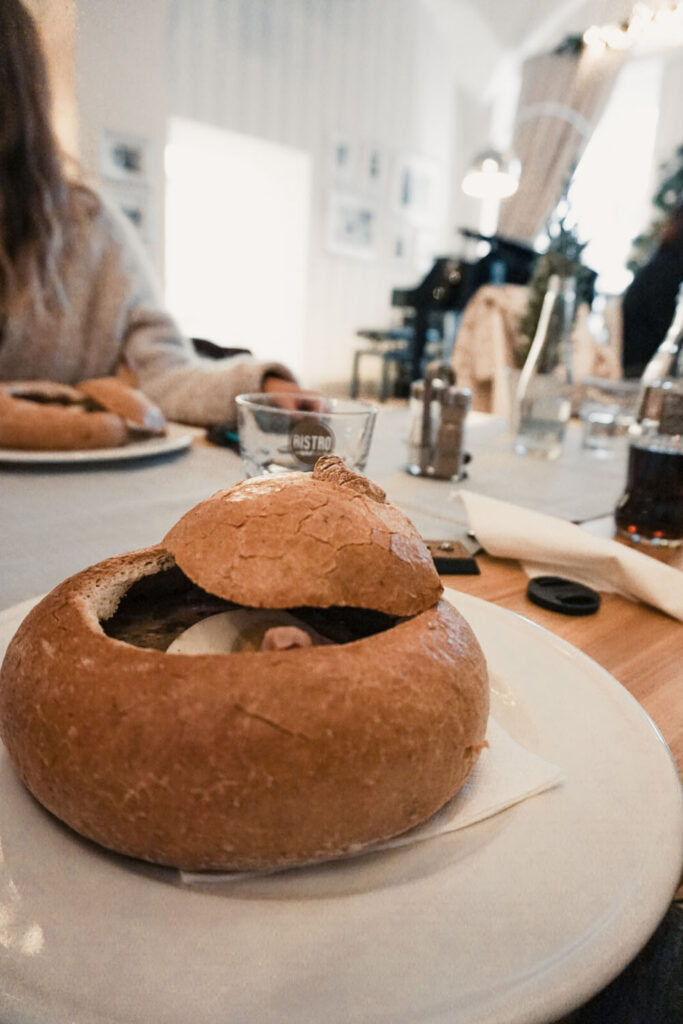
444;551;683;783
440;541;683;1024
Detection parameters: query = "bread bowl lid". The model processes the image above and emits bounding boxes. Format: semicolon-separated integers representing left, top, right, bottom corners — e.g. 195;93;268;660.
163;456;442;616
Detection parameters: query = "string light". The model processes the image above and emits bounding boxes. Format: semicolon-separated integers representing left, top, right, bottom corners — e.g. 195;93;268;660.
600;23;631;49
581;1;683;53
583;25;607;52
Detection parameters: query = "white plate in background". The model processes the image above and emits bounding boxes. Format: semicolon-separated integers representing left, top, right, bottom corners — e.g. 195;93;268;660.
0;590;679;1024
0;421;195;465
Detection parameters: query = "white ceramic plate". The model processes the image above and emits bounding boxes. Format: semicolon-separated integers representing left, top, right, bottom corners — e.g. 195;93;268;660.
0;422;194;464
0;591;680;1024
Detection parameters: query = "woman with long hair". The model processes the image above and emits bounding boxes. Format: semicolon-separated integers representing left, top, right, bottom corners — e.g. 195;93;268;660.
0;0;298;425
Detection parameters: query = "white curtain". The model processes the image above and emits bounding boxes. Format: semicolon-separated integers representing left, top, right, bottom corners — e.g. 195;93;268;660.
498;47;625;243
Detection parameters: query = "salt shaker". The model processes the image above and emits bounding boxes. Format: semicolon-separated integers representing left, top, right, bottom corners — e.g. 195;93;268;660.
406;361;471;479
431;386;471;479
407;380;429;474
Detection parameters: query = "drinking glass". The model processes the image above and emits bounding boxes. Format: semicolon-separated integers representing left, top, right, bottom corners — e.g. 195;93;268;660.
513;388;571;460
235;393;377;477
513;275;575;460
578;376;640;457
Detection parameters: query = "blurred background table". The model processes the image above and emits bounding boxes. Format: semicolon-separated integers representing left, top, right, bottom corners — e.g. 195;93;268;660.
366;406;631;526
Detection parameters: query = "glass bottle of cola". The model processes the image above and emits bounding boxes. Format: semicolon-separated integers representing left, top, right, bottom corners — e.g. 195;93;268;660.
614;285;683;547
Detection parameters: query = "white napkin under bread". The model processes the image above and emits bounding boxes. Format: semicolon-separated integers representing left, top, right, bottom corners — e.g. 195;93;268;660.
457;490;683;622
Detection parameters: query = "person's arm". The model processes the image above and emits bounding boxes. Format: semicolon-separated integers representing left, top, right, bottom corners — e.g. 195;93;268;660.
130;342;299;425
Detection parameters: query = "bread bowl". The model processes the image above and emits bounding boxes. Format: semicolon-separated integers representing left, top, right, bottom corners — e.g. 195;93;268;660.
0;377;166;451
0;456;489;872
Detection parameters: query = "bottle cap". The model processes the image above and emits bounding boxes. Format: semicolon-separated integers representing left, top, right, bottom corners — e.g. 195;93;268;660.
527;576;601;616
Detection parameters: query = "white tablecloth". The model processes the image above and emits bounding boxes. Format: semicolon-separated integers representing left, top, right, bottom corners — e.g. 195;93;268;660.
366;409;629;531
0;408;630;611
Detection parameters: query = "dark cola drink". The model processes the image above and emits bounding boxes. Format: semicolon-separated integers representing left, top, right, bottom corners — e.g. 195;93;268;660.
615;442;683;546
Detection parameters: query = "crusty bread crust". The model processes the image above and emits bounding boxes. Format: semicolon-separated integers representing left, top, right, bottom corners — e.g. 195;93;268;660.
164;458;443;617
0;546;489;872
0;386;127;450
0;377;166;450
4;380;85;403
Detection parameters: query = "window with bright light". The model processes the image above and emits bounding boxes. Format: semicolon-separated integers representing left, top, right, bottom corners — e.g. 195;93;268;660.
566;56;663;295
165;118;312;378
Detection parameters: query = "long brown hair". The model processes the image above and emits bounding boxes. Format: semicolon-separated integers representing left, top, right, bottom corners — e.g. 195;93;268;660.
0;0;76;315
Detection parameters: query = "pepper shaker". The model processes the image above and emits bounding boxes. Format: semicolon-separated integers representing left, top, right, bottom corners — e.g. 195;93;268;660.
406;361;470;479
431;386;471;480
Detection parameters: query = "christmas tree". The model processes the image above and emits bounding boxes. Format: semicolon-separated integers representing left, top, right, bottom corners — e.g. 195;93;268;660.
628;142;683;273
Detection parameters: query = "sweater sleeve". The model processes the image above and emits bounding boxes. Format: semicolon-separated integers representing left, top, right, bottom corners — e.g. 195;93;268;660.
96;198;297;426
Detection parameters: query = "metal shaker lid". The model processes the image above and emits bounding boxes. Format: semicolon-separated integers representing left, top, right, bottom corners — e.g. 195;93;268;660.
440;385;472;409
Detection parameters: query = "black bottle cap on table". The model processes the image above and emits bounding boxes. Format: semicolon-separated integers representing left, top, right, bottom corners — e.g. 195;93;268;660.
527;576;601;616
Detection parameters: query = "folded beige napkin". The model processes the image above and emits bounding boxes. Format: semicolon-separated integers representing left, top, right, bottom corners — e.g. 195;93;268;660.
457;490;683;622
180;717;564;884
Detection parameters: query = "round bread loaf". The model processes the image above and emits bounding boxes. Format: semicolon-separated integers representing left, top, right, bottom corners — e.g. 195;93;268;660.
0;377;166;450
0;381;127;450
0;457;489;871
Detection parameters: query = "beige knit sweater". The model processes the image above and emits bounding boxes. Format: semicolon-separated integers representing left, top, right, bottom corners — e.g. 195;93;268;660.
0;190;295;425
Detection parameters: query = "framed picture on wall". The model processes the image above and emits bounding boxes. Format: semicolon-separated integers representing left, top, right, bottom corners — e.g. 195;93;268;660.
325;192;378;260
329;135;356;184
100;130;149;184
359;143;386;193
392;154;441;225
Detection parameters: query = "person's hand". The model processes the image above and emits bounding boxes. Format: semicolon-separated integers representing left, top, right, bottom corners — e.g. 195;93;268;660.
262;375;330;412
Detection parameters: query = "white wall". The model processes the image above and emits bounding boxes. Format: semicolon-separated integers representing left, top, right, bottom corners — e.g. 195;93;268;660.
28;0;79;158
165;0;462;389
75;0;169;270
